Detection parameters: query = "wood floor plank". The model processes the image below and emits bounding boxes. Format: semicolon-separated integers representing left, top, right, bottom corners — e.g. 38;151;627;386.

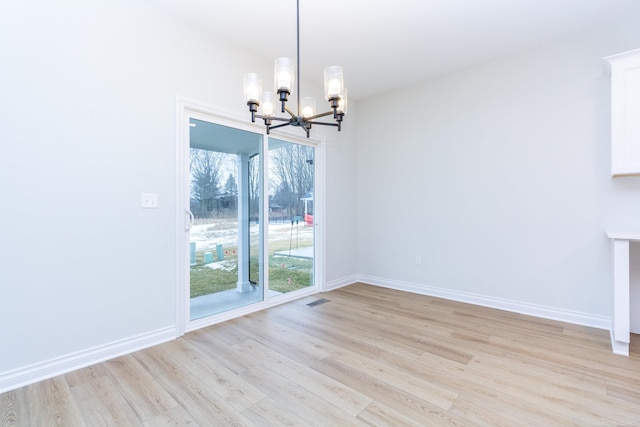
239;364;362;427
187;329;259;375
240;396;313;427
463;355;639;425
1;376;85;427
606;380;640;405
1;391;19;427
230;313;339;364
63;363;109;389
330;350;459;411
356;401;429;427
401;350;574;426
276;301;464;365
3;283;640;426
69;374;140;426
232;338;372;416
102;354;180;422
448;392;574;427
142;404;201;427
272;306;422;363
160;338;265;412
133;345;253;426
282;299;433;360
310;356;471;425
486;333;640;388
283;297;474;363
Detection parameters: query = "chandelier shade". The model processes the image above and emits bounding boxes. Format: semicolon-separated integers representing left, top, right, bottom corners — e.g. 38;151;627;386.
337;88;348;115
243;73;262;105
261;91;275;116
323;66;344;101
243;0;346;137
274;58;294;94
302;97;316;118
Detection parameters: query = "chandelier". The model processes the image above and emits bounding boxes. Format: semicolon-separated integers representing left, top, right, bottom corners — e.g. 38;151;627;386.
243;0;347;138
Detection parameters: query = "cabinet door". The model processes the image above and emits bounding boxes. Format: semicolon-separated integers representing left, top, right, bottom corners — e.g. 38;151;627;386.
606;49;640;176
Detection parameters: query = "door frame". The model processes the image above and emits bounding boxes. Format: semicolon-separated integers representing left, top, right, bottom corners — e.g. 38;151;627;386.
175;98;325;337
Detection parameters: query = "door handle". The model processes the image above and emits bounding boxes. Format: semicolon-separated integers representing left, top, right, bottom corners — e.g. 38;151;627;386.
185;209;194;231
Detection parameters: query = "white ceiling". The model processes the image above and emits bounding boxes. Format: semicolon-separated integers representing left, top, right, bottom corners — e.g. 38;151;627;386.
152;0;640;101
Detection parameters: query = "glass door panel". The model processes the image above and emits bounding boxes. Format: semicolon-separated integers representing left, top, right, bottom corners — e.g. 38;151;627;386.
248;153;261;286
188;118;263;320
268;138;315;295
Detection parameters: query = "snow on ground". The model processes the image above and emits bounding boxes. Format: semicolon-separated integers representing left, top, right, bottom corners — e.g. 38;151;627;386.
190;220;312;253
204;260;236;271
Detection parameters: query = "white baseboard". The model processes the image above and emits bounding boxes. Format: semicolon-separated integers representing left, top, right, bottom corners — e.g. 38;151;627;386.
0;326;176;394
324;275;358;292
610;330;630;356
357;274;612;331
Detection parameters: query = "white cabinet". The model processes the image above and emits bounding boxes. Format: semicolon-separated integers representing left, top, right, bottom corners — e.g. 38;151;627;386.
605;49;640;176
607;232;640;356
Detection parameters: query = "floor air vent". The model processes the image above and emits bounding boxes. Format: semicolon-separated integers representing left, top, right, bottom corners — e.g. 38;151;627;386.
307;298;330;307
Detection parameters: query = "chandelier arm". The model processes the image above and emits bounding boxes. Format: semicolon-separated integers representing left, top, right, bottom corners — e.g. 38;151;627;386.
305;121;339;127
284;105;297;119
269;122;292;130
304;110;334;121
256;115;290;123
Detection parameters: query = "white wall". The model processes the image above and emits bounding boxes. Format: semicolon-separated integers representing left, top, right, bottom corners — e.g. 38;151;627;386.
325;102;359;287
0;0;358;389
356;15;640;324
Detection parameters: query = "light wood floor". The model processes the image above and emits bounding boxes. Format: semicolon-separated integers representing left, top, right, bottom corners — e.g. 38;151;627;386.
2;283;640;426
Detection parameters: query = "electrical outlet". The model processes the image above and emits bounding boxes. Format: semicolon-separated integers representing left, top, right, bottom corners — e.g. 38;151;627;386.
416;255;422;265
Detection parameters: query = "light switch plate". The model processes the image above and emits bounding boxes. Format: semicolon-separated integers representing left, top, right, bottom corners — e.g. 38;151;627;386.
141;193;158;208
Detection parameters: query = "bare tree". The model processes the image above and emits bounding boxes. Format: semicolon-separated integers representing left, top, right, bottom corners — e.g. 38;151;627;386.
224;173;238;196
190;149;223;218
248;154;260;219
270;143;314;218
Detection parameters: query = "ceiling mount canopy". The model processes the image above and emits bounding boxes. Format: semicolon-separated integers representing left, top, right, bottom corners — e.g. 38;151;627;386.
243;0;347;138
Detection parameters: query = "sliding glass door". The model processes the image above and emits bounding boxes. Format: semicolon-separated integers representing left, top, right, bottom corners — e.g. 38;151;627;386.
179;106;321;329
267;138;315;297
188;118;263;320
